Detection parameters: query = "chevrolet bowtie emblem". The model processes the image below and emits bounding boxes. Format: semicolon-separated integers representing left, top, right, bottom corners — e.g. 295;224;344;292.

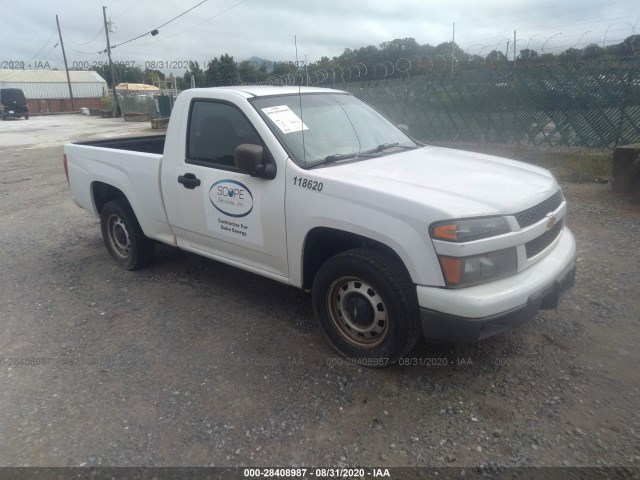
546;213;557;229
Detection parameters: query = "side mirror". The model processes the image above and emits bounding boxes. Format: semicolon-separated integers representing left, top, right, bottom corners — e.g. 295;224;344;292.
235;144;276;180
397;124;409;133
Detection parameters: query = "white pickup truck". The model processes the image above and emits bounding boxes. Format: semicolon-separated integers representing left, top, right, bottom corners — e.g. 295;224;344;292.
64;86;577;365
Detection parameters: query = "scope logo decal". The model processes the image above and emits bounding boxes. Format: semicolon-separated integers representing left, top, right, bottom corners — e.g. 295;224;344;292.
209;179;254;218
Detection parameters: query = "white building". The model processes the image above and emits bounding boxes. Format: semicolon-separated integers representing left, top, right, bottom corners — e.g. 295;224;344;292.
0;70;108;113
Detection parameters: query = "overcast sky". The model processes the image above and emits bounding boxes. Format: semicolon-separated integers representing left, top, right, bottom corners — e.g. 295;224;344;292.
2;0;638;72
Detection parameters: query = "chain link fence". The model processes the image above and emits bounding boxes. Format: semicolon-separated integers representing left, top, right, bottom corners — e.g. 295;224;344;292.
264;59;640;149
117;90;176;119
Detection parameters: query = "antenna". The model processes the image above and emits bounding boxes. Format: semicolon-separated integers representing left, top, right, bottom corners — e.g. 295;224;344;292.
295;35;306;165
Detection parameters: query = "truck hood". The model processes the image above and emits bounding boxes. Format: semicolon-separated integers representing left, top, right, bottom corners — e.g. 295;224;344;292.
316;145;559;218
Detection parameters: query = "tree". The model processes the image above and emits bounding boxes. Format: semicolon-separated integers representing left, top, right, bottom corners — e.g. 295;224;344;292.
624;35;640;57
518;49;539;63
486;50;507;66
205;54;239;86
354;45;380;65
559;48;582;63
144;69;165;86
183;61;205;88
380;38;420;58
271;61;297;77
91;64;144;88
238;60;268;84
582;44;604;61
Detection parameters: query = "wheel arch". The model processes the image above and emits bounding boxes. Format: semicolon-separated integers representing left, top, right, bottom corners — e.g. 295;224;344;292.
92;181;128;215
301;227;411;290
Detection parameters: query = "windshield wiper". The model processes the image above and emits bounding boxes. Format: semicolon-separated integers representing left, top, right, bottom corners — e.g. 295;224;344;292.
361;142;418;155
307;144;418;169
307;151;377;169
323;152;359;163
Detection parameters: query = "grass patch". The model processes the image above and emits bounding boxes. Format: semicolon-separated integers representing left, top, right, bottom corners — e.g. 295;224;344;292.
553;153;611;183
429;142;612;184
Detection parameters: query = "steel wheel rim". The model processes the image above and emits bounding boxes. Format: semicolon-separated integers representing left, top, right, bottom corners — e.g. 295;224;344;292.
107;214;131;259
327;276;388;348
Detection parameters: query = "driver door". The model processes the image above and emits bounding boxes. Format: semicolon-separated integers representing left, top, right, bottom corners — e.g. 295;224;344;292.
162;99;288;279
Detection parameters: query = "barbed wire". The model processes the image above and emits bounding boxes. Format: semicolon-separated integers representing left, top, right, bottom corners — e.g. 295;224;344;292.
253;51;640;87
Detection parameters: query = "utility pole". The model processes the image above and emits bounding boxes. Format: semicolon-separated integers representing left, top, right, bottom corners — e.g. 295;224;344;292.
451;22;455;75
103;6;120;117
514;30;517;68
56;15;75;111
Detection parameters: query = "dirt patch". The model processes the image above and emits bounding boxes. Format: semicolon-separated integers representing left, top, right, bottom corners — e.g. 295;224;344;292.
0;141;638;469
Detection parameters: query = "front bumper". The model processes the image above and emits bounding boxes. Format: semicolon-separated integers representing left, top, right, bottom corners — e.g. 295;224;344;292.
417;228;577;343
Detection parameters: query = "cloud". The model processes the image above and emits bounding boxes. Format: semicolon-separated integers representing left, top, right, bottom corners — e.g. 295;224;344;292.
3;0;637;72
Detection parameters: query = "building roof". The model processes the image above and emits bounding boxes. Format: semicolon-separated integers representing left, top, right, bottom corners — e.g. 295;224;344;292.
115;83;160;91
0;70;107;99
0;69;106;84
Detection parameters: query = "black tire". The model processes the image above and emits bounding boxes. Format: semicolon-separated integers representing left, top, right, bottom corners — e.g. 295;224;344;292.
100;199;154;270
25;114;29;120
312;248;421;366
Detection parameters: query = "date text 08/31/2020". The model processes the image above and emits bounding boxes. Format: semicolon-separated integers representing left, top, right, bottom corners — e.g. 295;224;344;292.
0;59;307;71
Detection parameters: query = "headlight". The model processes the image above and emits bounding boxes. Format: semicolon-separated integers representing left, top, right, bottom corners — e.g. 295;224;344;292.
438;248;517;288
430;217;515;288
431;217;510;242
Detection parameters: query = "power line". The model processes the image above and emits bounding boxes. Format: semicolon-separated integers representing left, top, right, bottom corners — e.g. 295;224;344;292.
40;43;60;61
110;0;209;50
416;11;638;53
63;26;105;46
396;0;634;40
65;44;104;56
28;29;58;61
113;0;147;19
400;1;636;49
117;0;247;49
492;10;636;36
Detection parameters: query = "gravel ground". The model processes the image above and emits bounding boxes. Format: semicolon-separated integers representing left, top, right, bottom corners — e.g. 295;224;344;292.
0;116;639;470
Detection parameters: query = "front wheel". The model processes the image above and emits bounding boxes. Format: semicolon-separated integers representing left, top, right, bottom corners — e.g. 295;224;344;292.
100;199;155;270
312;248;421;366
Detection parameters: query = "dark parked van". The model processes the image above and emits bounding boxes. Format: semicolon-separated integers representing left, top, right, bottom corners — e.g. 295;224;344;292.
0;88;29;120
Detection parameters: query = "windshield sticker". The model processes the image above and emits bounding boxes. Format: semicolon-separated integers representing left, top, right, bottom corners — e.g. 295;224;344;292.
261;105;309;134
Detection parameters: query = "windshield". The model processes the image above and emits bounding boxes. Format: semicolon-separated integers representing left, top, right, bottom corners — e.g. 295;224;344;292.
250;93;418;168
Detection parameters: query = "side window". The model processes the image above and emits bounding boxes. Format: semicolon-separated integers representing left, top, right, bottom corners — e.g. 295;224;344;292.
187;101;263;169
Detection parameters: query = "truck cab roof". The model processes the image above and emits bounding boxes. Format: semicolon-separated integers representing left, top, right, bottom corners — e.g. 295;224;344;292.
190;85;348;98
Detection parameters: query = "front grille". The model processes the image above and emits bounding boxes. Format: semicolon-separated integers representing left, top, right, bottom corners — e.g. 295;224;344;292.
525;219;564;258
515;190;564;228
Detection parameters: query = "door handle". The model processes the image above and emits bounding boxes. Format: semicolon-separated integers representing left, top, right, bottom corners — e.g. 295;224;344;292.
178;173;201;189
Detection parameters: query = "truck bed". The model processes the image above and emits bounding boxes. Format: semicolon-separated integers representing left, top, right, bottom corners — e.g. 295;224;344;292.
74;135;166;155
65;135;174;247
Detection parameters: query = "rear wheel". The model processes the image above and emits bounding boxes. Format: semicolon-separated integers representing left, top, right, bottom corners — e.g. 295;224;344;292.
100;199;154;270
312;248;421;367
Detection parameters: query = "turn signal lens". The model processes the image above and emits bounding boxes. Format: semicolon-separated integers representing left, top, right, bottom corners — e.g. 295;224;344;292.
438;248;517;288
431;217;510;242
433;224;458;241
439;256;463;285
